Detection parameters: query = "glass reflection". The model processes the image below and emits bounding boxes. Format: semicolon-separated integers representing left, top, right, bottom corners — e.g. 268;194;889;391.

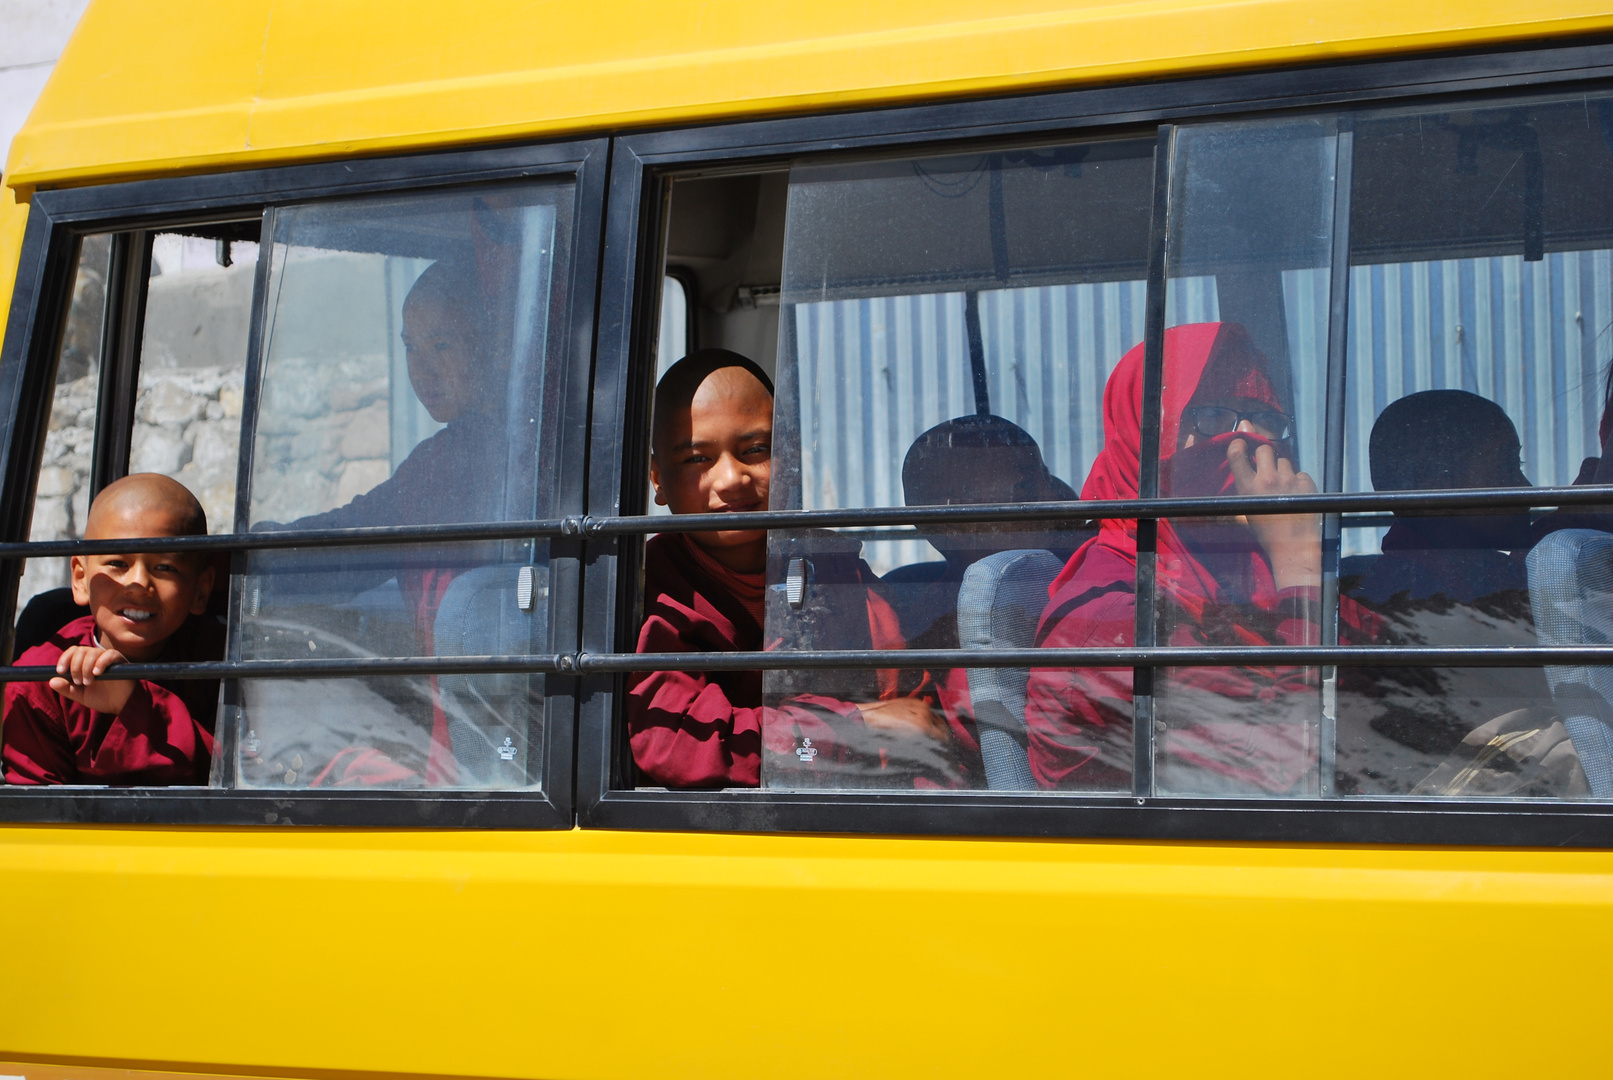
228;183;571;791
758;139;1149;791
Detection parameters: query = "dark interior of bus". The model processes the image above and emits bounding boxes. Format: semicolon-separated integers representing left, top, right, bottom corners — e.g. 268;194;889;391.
630;99;1613;795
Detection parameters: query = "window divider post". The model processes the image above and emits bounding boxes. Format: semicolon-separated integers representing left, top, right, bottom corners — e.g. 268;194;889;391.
89;229;150;496
1133;124;1174;799
1319;120;1354;799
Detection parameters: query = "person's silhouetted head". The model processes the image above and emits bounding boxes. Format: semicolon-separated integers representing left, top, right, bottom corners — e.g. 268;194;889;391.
901;415;1076;569
1369;389;1530;551
1370;390;1528;493
902;415;1074;509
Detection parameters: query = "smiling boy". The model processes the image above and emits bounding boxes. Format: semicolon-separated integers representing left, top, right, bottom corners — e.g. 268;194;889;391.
630;350;957;788
4;474;223;785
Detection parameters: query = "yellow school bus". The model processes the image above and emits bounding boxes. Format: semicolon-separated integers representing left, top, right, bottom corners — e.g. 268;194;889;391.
3;2;1613;1078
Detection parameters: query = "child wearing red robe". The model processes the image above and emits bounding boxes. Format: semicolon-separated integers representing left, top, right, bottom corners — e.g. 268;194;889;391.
5;474;222;785
629;350;966;789
1026;323;1378;794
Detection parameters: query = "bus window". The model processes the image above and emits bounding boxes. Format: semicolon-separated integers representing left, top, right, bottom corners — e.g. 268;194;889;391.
759;138;1150;791
132;229;259;533
658;273;690;378
663;172;786;381
627;171;788;787
646;271;694;521
1137;119;1340;798
231;182;573;791
15;233;111;632
1334;94;1613;799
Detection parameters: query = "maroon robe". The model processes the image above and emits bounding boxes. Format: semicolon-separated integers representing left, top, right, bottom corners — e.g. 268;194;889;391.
4;614;224;786
630;533;975;789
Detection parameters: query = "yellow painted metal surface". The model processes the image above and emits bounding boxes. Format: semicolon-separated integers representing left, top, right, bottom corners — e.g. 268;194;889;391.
0;187;28;352
4;5;1613;1078
0;1066;277;1080
0;825;1607;1078
8;1;1613;189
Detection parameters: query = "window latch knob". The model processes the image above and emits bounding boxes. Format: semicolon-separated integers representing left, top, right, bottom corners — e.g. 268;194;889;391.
786;557;810;609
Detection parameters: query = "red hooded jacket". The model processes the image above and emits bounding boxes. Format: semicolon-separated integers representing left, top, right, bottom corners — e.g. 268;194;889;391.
1026;322;1377;793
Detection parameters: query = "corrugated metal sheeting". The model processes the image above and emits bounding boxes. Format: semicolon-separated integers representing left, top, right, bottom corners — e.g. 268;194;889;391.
790;251;1613;571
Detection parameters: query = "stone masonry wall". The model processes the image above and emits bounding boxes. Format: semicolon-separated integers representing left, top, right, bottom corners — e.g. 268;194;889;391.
249;350;392;526
19;248;413;611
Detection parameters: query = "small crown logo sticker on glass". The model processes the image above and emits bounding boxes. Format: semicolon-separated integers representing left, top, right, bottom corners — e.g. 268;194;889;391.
497;736;517;762
796;737;818;763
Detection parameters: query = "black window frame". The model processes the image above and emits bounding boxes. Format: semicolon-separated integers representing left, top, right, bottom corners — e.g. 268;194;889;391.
579;37;1613;847
0;136;610;826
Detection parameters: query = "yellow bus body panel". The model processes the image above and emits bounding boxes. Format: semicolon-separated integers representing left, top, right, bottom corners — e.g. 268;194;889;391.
0;824;1610;1078
8;0;1613;189
5;3;1613;1077
0;186;27;352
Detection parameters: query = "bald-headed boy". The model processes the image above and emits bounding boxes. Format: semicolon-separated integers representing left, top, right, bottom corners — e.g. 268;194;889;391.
5;474;222;785
630;350;961;789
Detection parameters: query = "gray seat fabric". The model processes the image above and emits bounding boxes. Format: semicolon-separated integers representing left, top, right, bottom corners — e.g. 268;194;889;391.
1526;529;1613;797
957;549;1065;791
433;562;546;786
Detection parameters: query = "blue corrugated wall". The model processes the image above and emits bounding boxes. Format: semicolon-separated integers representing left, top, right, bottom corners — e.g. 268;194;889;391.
790;252;1613;571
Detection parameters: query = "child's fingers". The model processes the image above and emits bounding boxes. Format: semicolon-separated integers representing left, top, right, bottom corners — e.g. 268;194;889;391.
76;656;97;686
90;649;126;677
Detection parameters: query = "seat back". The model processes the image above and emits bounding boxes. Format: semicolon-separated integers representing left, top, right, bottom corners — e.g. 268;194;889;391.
1525;529;1613;796
13;587;89;657
957;549;1064;791
433;562;548;786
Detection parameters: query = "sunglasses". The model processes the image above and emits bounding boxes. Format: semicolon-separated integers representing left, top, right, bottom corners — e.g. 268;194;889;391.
1183;405;1293;442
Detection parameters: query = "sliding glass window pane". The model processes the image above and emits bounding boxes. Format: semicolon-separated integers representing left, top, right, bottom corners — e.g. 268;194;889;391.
1150;119;1339;798
132;228;258;533
761;139;1152;792
230;182;574;791
1337;94;1613;800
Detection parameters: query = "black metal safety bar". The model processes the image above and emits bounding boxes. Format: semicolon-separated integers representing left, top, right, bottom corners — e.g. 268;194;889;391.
13;644;1613;682
0;519;576;557
7;483;1613;557
577;645;1613;671
2;653;570;681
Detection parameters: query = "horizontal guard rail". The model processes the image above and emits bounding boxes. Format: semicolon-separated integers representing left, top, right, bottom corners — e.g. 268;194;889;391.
6;483;1613;557
2;654;571;681
0;519;576;557
573;645;1613;671
12;645;1613;682
588;483;1613;535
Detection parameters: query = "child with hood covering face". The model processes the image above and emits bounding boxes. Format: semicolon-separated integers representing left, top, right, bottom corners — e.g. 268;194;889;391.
1026;322;1378;794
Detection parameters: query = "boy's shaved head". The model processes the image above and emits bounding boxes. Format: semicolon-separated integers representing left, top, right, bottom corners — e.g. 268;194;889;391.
649;349;774;572
85;473;208;540
652;349;774;456
72;474;213;662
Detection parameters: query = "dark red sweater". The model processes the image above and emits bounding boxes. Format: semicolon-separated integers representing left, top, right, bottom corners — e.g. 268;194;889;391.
4;615;223;786
630;533;974;789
